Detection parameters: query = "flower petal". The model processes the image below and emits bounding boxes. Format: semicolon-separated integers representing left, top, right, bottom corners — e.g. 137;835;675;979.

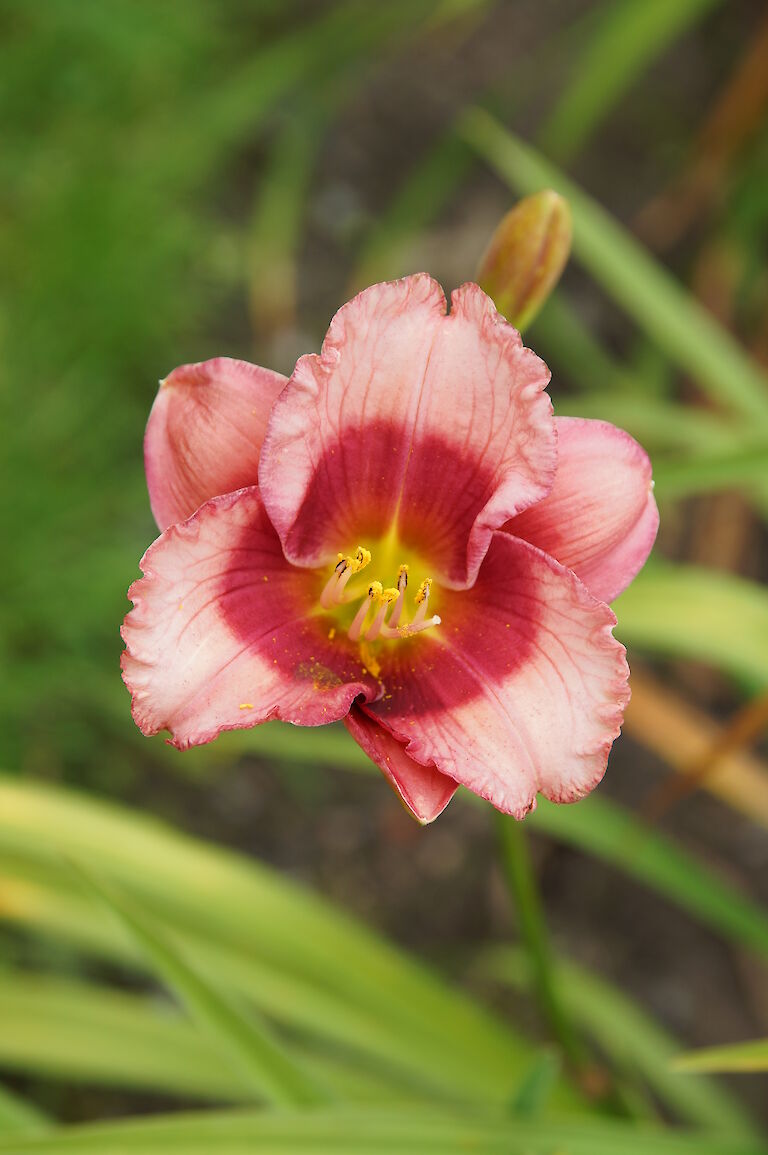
145;358;287;531
259;276;554;588
508;417;658;603
344;705;458;824
364;533;630;818
122;487;377;749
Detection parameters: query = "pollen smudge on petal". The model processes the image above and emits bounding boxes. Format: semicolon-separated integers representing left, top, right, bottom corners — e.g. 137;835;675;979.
358;642;382;680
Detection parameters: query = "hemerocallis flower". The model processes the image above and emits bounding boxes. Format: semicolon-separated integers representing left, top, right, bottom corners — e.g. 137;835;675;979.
122;276;657;823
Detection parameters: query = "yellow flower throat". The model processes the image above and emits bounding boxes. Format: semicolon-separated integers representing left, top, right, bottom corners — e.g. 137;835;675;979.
319;540;441;655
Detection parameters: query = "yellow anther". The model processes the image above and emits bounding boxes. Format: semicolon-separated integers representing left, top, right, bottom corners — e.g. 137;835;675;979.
335;545;370;574
351;546;371;572
325;546;439;643
415;578;433;605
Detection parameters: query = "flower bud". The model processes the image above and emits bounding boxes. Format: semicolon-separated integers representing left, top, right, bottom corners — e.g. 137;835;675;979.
477;190;572;330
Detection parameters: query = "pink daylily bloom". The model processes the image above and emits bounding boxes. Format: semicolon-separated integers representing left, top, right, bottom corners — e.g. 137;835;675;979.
122;275;658;823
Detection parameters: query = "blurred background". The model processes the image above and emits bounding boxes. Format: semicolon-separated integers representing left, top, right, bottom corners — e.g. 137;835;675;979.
2;0;768;1139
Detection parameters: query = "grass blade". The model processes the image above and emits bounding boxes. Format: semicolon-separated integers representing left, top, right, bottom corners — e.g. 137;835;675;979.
0;776;559;1107
530;794;768;957
614;563;768;690
674;1039;768;1074
0;868;547;1107
479;946;758;1134
509;1050;562;1117
4;775;768;996
458;107;768;423
650;444;768;500
0;1084;48;1139
0;1106;766;1155
0;971;244;1103
539;0;721;163
0;970;415;1105
70;861;328;1108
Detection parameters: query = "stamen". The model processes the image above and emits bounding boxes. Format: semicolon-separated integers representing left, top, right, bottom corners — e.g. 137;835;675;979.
335;564;359;602
411;578;433;626
320;546;371;608
386;565;408;630
322;552;440;645
365;586;399;641
349;546;372;572
414;577;432;604
348;581;381;642
320;565;345;609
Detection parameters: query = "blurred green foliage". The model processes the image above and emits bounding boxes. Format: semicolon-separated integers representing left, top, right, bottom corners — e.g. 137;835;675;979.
0;0;484;780
1;0;226;777
2;0;768;1147
0;773;762;1147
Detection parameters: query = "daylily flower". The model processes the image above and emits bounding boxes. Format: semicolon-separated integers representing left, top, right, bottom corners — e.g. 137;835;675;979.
122;275;657;823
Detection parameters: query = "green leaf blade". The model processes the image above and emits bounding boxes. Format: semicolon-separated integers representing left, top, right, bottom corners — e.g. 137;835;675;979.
0;776;552;1107
0;1084;48;1140
540;0;721;163
614;563;768;691
530;794;768;958
480;946;758;1135
70;861;328;1108
458;108;768;424
1;1107;766;1155
674;1039;768;1074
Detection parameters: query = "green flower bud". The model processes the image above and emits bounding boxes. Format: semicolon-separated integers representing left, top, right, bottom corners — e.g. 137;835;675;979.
477;190;572;331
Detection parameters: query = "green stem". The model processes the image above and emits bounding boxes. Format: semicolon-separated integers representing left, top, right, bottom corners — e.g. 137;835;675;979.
493;813;585;1070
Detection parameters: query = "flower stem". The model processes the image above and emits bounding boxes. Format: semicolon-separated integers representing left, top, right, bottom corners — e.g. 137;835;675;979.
493;812;585;1072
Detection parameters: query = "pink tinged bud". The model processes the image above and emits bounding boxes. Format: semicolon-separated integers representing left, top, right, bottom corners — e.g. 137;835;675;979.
477;190;572;331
